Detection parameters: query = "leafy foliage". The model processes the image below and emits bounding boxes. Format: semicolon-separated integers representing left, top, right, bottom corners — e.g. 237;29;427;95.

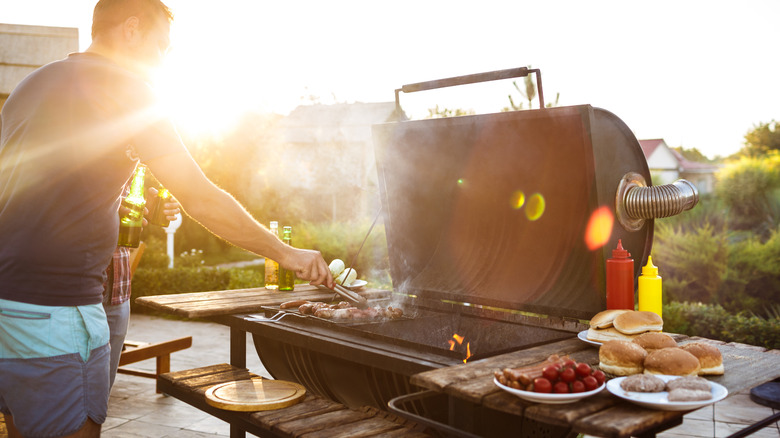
742;120;780;157
663;301;780;350
653;220;728;304
715;152;780;232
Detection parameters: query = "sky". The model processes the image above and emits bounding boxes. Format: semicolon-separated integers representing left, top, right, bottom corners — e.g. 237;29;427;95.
2;0;778;158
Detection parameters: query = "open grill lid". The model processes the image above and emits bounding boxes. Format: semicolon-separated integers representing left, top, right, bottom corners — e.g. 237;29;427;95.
372;102;653;321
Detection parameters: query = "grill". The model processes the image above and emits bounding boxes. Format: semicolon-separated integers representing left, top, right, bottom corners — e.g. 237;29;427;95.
249;67;698;429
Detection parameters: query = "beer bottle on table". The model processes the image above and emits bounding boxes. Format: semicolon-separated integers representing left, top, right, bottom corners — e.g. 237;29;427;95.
117;164;146;248
278;226;295;291
264;221;280;290
148;187;172;227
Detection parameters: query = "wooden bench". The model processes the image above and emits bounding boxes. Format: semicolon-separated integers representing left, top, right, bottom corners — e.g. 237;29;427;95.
159;364;434;438
118;336;193;393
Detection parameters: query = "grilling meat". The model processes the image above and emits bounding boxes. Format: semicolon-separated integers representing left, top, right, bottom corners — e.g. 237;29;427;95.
289;300;404;320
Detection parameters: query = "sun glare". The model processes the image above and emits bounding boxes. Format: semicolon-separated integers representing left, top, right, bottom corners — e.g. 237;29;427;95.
151;59;246;138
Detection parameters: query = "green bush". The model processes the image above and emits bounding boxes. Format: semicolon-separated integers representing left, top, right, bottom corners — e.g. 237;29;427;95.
720;227;780;316
130;266;265;314
653;220;728;304
715;152;780;232
663;301;780;350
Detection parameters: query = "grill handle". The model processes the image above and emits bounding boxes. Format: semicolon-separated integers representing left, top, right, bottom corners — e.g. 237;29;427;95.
616;172;699;231
395;67;544;113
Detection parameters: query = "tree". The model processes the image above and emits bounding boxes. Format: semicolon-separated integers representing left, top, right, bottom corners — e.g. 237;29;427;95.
742;120;780;157
673;146;716;163
425;104;475;118
715;152;780;233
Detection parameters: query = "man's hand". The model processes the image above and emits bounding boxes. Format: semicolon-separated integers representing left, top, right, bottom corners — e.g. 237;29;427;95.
280;248;334;289
118;203;148;226
147;187;181;221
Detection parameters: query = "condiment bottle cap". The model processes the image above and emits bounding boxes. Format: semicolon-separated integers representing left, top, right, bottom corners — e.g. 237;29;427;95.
642;256;658;276
612;239;630;258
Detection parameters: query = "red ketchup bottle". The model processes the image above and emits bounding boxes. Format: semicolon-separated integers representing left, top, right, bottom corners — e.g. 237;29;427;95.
606;239;635;310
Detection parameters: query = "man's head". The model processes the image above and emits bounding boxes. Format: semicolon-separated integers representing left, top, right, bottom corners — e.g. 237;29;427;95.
90;0;174;77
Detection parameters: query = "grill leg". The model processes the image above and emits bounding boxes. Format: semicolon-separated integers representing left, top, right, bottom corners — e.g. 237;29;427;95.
230;326;246;368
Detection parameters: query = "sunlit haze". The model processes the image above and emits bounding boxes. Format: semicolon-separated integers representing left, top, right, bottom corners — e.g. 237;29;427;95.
2;0;778;157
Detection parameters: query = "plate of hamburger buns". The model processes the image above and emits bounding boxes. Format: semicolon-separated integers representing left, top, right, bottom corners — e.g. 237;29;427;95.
580;309;666;345
584;309;728;410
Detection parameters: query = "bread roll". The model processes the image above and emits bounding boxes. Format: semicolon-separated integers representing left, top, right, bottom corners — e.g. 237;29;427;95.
680;342;724;375
633;332;677;352
589;309;631;329
613;311;663;335
599;340;648;376
587;327;637;342
644;347;701;376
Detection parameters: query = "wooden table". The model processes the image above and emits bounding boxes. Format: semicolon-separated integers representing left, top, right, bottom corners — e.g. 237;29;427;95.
137;287;780;438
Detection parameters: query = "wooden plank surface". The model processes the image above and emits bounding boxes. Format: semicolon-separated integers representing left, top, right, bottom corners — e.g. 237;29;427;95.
159;364;434;438
411;333;780;437
136;285;389;318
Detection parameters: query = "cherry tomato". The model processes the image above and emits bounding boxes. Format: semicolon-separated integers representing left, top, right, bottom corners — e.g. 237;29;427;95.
553;381;570;394
560;367;577;383
592;370;606;385
575;362;592;377
562;359;576;369
583;375;599;391
542;365;559;381
533;377;552;393
571;380;586;393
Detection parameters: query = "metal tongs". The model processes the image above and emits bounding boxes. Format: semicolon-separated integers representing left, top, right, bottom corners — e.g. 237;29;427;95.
321;282;368;309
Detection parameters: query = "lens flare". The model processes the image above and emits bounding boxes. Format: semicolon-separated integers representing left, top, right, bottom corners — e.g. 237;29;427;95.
510;190;525;210
585;206;614;250
525;193;546;221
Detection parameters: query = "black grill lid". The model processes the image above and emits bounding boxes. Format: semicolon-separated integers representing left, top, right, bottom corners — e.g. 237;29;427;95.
372;105;652;320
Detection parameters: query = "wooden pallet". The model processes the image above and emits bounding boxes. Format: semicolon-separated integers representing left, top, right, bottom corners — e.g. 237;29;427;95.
158;364;434;438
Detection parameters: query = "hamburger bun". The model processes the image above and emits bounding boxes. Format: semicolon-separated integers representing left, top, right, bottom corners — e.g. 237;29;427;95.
633;332;677;352
599;340;648;376
587;327;637;343
613;311;663;335
644;347;701;376
590;309;631;329
680;342;724;375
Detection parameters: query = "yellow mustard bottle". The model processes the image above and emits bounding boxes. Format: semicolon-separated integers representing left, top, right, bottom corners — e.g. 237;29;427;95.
638;256;662;318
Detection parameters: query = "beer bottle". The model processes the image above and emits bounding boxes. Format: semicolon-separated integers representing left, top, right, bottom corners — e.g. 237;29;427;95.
148;187;172;227
264;221;280;290
278;226;295;291
117;164;146;247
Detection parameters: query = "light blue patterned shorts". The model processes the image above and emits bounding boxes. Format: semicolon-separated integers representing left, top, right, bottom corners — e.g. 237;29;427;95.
0;298;110;437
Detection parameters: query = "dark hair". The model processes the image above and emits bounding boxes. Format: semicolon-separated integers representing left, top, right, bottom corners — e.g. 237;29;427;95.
91;0;174;39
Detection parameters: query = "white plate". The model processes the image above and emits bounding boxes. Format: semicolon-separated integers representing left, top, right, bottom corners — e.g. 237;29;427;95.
606;375;728;411
494;377;605;404
345;279;367;289
578;330;602;347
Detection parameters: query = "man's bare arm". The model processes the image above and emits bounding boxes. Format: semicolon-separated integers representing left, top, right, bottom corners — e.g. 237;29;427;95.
145;151;333;287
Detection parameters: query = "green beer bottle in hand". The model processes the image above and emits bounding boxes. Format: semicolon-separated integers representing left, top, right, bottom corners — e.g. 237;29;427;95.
117;164;146;247
278;226;295;291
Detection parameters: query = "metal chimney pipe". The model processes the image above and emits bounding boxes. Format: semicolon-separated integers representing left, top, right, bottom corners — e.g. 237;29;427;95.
616;172;699;231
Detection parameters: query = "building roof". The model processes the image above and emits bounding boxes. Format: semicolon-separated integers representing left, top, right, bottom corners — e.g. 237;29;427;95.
282;102;397;144
639;139;665;158
639;138;721;174
669;149;721;173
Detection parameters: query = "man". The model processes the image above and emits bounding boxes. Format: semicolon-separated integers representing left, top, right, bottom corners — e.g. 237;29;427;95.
0;1;333;436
